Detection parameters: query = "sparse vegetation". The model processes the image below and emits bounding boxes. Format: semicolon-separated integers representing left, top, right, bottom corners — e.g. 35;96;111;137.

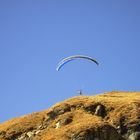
0;91;140;140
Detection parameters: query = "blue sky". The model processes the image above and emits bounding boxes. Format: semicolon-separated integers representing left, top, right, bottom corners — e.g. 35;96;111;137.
0;0;140;123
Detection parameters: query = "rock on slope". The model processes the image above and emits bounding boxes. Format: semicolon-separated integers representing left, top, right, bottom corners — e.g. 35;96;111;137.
0;91;140;140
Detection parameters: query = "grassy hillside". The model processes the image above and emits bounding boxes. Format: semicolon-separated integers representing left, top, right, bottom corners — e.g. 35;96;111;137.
0;91;140;140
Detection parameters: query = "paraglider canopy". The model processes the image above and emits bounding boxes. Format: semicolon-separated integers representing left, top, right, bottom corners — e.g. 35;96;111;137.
56;55;99;71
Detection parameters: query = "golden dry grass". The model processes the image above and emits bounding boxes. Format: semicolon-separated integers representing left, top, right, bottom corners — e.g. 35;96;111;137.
0;91;140;140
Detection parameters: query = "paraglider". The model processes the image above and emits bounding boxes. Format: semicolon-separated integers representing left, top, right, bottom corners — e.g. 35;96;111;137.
56;55;99;71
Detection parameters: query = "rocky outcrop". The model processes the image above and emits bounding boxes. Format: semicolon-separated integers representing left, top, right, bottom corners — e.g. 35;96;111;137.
0;91;140;140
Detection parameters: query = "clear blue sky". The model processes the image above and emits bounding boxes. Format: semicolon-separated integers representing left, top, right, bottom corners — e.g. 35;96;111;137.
0;0;140;123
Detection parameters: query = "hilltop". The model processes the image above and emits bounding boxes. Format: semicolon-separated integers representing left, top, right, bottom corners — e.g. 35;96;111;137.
0;91;140;140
